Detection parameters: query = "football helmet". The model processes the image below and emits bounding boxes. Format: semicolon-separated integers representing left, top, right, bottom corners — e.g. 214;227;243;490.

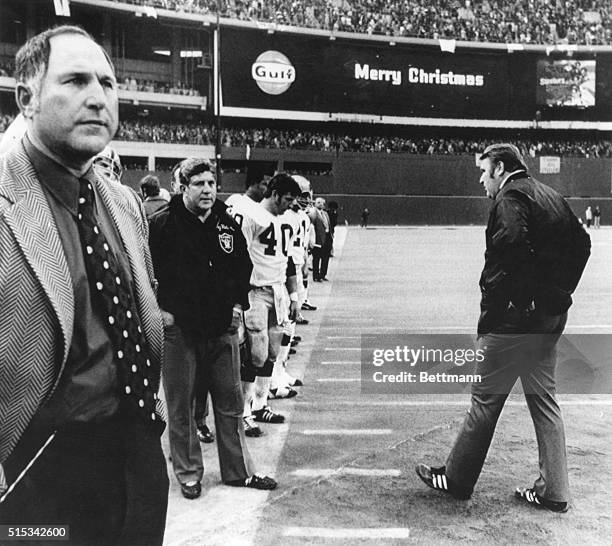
292;175;313;210
93;146;123;183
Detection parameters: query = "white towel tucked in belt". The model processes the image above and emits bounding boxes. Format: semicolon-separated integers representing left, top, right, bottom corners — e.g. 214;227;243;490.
272;283;289;326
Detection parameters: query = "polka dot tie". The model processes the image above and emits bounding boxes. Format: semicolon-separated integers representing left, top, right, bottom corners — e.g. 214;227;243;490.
77;179;158;424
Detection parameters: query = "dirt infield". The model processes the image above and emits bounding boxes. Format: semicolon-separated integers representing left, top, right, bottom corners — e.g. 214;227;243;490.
164;226;612;545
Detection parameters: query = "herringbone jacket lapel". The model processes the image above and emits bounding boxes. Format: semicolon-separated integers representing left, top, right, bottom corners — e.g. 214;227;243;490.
1;145;74;364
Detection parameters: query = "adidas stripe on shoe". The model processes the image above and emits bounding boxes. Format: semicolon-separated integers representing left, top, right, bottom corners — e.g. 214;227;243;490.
252;406;285;423
415;463;471;500
515;487;569;512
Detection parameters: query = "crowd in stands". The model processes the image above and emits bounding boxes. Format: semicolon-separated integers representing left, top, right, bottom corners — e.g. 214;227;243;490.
116;118;612;158
0;114;15;133
0;61;200;96
0;59;14;77
118;77;200;96
116;119;214;144
2;111;611;158
112;0;612;45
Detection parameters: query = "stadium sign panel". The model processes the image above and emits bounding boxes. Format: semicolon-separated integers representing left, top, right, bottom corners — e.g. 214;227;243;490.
539;156;561;174
536;60;596;108
353;63;485;87
251;50;296;95
220;28;612;123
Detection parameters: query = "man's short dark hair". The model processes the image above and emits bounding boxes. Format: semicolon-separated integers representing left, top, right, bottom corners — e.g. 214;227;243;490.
178;158;216;186
170;161;182;191
245;163;271;189
480;143;528;173
140;174;160;197
14;25;114;97
264;172;301;199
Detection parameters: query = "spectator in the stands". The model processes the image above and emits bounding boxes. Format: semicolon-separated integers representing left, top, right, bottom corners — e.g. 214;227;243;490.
109;0;612;45
4;108;612;159
117;75;200;96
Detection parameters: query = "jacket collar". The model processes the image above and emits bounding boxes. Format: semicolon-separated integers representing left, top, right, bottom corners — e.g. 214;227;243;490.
0;141;75;367
497;170;529;200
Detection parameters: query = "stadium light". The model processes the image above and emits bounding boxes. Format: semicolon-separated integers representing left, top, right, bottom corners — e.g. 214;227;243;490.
153;49;202;58
180;51;203;58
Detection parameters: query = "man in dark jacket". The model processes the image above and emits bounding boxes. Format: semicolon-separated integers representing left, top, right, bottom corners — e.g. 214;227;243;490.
310;197;331;281
140;174;168;219
416;144;590;513
149;158;276;499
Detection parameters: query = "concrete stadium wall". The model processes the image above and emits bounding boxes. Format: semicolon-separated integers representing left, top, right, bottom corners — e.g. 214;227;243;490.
220;148;612;198
123;150;612;225
213;193;610;226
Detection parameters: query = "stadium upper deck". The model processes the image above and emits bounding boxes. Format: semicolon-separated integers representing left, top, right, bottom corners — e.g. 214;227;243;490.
107;0;612;46
1;0;610;170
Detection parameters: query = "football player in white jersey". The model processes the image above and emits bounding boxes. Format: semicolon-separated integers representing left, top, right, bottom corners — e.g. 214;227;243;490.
269;203;303;398
227;173;302;431
0;113;26;154
225;164;270;210
293;176;317;312
269;175;316;397
293;175;315;312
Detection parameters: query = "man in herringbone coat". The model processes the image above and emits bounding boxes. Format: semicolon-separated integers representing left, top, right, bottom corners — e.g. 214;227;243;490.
0;26;167;544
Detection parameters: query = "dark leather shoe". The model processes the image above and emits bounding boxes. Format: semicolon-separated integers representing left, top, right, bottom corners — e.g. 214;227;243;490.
415;464;471;500
180;481;201;499
515;487;569;512
243;416;264;437
227;474;277;490
196;424;214;443
301;302;317;311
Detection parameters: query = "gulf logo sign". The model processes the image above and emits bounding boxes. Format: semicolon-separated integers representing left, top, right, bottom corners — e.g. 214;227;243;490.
251;50;295;95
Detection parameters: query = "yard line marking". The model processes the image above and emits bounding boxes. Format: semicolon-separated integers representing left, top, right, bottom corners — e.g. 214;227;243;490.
321;361;360;365
291;468;401;478
320;326;474;331
295;399;612;407
320;325;612;331
316;378;361;382
283;527;410;539
325;316;380;320
564;325;612;329
301;429;393;435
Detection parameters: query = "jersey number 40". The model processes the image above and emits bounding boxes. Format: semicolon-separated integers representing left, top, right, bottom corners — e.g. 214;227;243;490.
259;223;293;256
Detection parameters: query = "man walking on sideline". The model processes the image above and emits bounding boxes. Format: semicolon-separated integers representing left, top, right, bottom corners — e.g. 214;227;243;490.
149;158;277;499
416;144;590;513
0;26;168;544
